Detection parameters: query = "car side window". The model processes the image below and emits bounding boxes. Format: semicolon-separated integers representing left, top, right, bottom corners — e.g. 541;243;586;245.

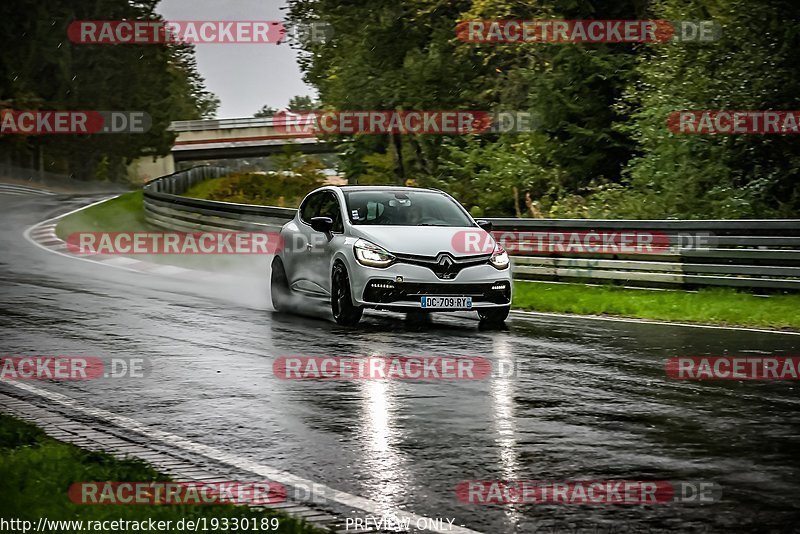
299;192;324;224
317;192;344;233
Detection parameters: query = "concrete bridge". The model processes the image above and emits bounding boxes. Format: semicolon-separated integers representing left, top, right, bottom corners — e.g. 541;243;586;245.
129;117;334;182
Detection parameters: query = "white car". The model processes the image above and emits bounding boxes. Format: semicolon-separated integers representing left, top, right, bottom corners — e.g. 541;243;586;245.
270;185;512;326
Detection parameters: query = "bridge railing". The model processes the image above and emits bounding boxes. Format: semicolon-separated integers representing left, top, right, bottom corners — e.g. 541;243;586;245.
144;166;800;290
169;117;279;132
169;114;320;132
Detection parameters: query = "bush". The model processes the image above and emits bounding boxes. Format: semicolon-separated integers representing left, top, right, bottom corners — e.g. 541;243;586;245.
184;168;325;208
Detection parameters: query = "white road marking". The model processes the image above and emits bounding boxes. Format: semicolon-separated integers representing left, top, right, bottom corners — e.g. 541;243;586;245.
3;381;483;534
22;196;161;276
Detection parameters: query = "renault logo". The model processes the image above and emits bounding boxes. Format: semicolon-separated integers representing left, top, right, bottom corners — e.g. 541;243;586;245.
436;253;454;268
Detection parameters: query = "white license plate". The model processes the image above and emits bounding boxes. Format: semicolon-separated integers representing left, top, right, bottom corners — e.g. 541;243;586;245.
420;296;473;309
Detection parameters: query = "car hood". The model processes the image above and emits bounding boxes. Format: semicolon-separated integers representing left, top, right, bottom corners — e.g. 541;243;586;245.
350;225;495;257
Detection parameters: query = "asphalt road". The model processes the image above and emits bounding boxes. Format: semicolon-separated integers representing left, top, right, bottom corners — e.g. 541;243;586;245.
1;193;799;533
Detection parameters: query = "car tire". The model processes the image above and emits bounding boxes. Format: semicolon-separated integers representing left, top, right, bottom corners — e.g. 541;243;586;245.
478;306;510;325
331;262;363;326
270;257;290;312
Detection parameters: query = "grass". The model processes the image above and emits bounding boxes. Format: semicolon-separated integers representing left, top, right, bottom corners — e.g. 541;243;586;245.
512;280;800;330
183;176;231;200
0;413;323;533
54;191;257;272
55;191;152;239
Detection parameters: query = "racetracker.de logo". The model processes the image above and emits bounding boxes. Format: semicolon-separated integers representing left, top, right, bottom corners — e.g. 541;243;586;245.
456;480;721;505
668;111;800;134
273;110;537;135
65;232;283;255
666;356;800;380
452;230;672;255
69;482;285;505
0;356;148;380
68;20;332;45
0;111;151;135
69;21;282;44
456;20;720;43
273;356;499;380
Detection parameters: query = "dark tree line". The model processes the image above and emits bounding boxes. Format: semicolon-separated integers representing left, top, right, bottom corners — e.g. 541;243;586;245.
0;0;218;182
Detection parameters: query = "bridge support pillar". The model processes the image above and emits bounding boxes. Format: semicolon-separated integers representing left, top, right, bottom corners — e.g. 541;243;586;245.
128;154;175;184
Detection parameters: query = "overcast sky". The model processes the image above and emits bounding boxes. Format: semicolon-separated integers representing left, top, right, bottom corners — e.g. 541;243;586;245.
157;0;316;119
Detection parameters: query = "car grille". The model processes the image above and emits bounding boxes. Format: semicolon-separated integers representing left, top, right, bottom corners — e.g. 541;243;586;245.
363;280;511;305
392;252;492;280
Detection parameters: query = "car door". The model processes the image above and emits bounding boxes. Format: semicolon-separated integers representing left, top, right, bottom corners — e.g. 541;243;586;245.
309;191;345;294
287;191;325;295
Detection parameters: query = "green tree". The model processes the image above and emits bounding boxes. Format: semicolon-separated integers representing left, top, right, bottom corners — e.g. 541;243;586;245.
254;105;278;118
620;0;800;217
287;95;317;111
0;0;218;181
287;0;642;200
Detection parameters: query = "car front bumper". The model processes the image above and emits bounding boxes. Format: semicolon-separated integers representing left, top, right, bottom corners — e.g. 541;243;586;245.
347;261;512;310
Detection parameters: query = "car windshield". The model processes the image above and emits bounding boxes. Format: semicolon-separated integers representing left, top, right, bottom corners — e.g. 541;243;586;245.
344;190;474;227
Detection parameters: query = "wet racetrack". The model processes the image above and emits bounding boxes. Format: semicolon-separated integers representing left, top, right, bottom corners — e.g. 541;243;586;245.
1;193;799;533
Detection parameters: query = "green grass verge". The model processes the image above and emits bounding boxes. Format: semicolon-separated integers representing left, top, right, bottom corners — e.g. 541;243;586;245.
513;281;800;330
0;413;323;533
54;192;256;272
55;191;153;239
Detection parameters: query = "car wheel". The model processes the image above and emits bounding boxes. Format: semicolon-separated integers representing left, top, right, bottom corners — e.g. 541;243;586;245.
478;306;510;325
270;257;290;312
331;262;363;326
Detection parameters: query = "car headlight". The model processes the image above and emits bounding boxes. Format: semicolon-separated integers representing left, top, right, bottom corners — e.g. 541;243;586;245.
354;239;395;268
489;244;509;270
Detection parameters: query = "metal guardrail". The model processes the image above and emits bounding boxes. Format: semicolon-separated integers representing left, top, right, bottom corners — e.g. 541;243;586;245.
143;166;297;233
0;163;128;193
144;166;800;290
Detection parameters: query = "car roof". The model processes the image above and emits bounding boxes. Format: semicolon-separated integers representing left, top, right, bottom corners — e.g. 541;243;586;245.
333;185;444;193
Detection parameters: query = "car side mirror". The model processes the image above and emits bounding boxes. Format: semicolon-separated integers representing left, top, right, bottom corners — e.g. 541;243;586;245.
476;219;493;232
310;216;334;234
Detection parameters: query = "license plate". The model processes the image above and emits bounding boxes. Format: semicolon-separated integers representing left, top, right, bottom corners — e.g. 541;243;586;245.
420;296;472;309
